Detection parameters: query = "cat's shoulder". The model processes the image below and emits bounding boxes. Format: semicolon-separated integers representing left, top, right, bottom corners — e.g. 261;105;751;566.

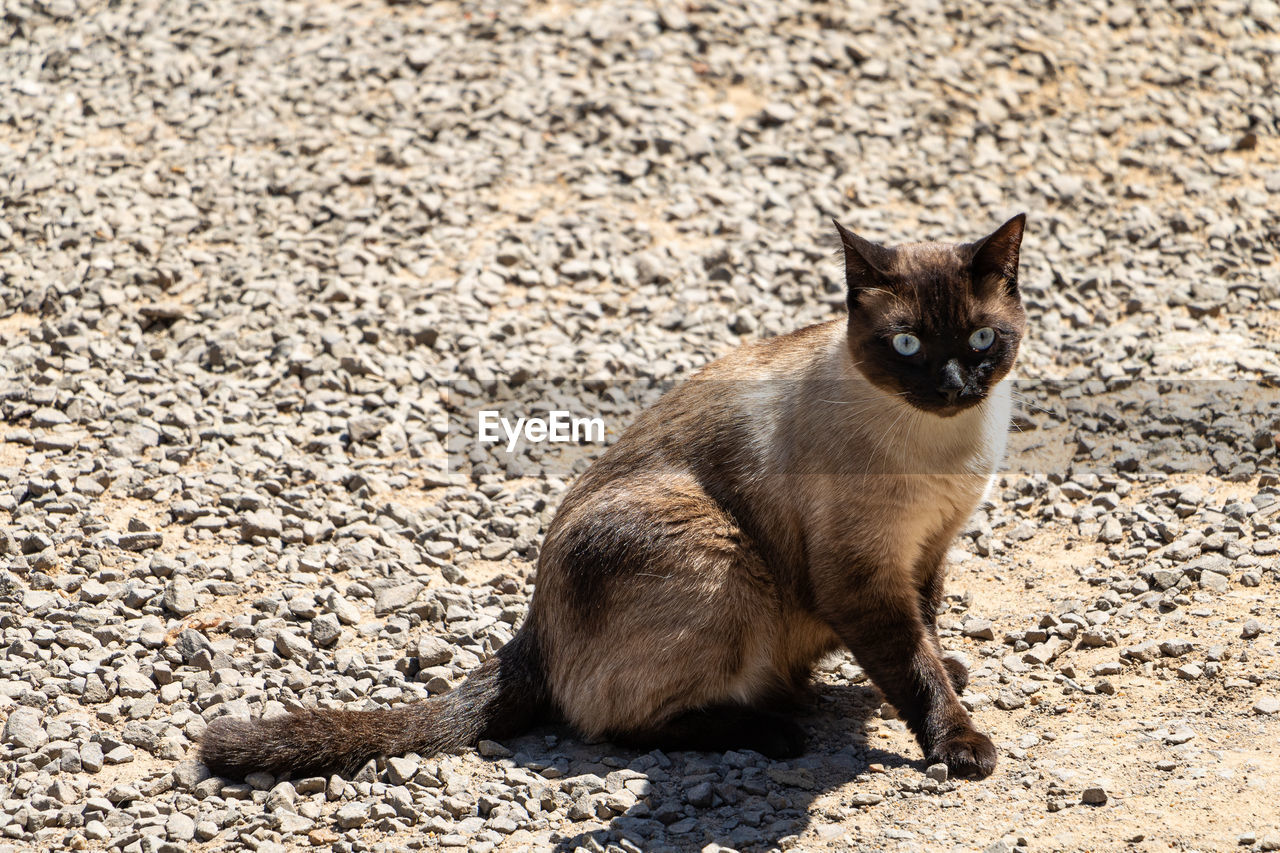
698;318;844;379
753;318;844;352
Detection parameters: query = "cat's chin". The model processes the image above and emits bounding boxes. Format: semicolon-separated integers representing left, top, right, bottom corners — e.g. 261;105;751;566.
907;395;986;418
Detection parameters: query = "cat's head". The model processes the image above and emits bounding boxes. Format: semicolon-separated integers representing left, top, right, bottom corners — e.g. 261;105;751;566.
836;215;1027;417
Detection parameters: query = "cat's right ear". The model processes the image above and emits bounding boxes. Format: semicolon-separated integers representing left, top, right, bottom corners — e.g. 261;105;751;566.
833;219;892;308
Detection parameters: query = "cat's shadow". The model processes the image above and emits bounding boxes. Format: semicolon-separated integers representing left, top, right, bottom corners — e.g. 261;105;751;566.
493;681;922;853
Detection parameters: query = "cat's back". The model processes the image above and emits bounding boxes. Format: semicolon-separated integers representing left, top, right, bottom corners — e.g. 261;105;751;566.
699;318;844;380
548;319;842;521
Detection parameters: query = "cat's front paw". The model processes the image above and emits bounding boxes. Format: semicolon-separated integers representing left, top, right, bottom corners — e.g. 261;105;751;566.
928;729;996;779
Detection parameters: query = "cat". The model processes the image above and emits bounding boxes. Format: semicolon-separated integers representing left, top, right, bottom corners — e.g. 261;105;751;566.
199;213;1027;781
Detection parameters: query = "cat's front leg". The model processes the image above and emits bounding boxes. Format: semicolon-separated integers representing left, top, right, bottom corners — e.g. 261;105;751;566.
825;589;996;778
916;538;969;694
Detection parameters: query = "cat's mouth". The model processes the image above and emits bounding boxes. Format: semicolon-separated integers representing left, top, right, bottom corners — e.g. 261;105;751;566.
907;390;986;417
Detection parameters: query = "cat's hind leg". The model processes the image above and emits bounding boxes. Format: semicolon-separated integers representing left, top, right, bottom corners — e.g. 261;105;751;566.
533;475;793;755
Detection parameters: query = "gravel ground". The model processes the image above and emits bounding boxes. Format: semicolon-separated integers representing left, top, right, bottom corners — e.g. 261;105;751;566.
2;0;1280;851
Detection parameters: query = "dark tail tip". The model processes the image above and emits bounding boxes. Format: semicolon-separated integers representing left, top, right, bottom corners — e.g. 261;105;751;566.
198;715;272;778
199;710;367;780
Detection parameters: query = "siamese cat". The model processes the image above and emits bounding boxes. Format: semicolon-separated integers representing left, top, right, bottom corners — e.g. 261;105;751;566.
201;214;1027;781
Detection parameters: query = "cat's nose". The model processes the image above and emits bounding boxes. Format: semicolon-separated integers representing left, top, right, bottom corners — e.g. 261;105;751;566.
937;359;964;403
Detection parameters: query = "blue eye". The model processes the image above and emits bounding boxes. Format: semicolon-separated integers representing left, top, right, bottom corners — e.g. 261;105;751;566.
969;327;995;350
892;334;921;356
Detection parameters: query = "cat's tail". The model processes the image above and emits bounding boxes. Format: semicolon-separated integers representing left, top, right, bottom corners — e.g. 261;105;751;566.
198;629;548;779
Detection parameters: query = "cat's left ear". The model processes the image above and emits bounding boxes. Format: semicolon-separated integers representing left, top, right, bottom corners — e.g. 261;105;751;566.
969;213;1026;296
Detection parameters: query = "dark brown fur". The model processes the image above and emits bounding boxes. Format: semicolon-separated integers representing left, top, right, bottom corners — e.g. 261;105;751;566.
200;215;1027;780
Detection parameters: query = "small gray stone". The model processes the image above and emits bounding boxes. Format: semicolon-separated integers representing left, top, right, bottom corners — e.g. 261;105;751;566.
386;756;419;785
174;629;213;662
335;802;369;828
566;794;596;821
31;406;70;426
347;416;384;443
1253;696;1280;715
172;760;209;790
729;311;757;334
1023;639;1065;666
117;668;155;697
480;541;512;560
995;690;1026;710
119;531;163;551
1080;785;1107;805
657;2;689;29
478;739;512;758
1052;173;1084;201
418;635;454;666
295;777;327;795
82;671;108;701
107;783;142;804
311;613;341;647
266;781;296;811
166;812;196;841
163;579;198;616
766;767;815;789
375;582;423;616
848;792;883;806
81;741;105;773
3;707;47;750
1199;571;1228;594
1098;517;1123;543
1122;640;1161;662
329;594;361;625
925;763;948;782
140;302;189;320
761;102;797;124
277;813;314;834
685;781;714;807
963;619;996;640
61;748;83;773
242;509;283;540
275;631;313;661
245;771;275;790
